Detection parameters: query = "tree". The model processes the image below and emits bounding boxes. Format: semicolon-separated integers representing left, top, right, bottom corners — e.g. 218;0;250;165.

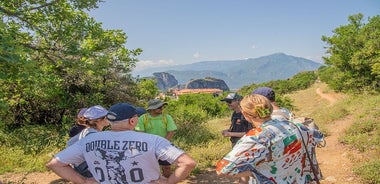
0;0;142;128
136;78;159;103
321;14;380;92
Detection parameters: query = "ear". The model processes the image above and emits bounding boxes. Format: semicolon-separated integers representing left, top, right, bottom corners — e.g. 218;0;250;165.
129;117;137;125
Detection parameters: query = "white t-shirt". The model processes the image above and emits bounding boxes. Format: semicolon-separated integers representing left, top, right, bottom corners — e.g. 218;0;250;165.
56;130;185;183
66;127;98;147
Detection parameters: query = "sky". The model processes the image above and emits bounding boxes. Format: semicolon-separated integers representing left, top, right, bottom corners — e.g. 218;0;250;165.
88;0;379;72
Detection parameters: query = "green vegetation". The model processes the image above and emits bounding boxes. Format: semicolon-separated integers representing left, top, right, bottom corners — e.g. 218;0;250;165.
339;95;380;184
0;1;379;183
320;13;380;93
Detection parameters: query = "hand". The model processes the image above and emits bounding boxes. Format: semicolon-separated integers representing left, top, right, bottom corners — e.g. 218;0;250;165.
222;130;229;137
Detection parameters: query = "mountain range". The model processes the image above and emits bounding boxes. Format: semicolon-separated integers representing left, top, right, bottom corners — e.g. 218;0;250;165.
133;53;324;90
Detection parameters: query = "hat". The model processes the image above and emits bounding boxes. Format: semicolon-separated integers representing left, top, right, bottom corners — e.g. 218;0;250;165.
251;87;275;102
83;105;109;120
77;108;88;118
107;103;137;121
135;107;147;116
146;99;168;110
221;93;242;102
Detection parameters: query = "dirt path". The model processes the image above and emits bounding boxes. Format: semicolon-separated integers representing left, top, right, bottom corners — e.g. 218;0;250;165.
317;115;361;184
314;87;362;184
0;87;362;184
316;88;338;105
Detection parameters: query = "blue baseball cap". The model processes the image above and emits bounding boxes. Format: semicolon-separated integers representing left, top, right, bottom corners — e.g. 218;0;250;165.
107;103;138;121
251;87;275;102
83;105;108;120
135;107;147;116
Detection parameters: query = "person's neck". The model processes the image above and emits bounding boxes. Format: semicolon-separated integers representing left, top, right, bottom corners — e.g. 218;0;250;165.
271;102;281;110
251;117;271;127
110;123;134;131
234;108;242;113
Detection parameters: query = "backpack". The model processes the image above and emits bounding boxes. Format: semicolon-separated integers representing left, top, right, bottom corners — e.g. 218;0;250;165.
272;110;326;148
141;113;168;130
291;116;326;148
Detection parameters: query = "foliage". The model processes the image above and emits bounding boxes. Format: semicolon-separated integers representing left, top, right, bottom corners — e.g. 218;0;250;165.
0;124;66;173
239;71;317;110
337;94;380;184
321;14;380;93
353;160;380;184
135;78;159;102
165;93;230;145
0;0;142;129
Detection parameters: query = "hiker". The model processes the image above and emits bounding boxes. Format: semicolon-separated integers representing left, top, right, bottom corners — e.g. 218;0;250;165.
220;93;254;183
216;94;323;184
66;105;110;146
68;108;88;138
135;99;178;178
65;105;110;177
252;87;294;121
252;87;324;140
47;102;196;184
220;93;254;147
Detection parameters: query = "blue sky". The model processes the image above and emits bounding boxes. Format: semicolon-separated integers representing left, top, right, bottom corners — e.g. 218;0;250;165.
88;0;379;72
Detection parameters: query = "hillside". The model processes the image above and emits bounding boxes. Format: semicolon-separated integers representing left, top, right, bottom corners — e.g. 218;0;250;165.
133;53;324;89
0;83;372;184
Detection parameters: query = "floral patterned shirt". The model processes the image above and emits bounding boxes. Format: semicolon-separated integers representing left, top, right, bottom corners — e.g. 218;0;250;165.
216;119;323;184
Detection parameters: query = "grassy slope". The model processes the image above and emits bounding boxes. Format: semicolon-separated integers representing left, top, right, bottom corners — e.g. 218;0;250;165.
286;82;380;183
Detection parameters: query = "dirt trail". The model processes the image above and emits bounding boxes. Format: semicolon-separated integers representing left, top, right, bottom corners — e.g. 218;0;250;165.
314;88;362;184
0;87;362;184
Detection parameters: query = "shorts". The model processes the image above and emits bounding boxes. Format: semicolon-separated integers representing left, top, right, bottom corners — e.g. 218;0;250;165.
158;159;171;166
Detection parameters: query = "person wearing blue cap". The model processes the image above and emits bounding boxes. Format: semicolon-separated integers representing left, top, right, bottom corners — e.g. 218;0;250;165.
251;87;294;121
47;103;196;184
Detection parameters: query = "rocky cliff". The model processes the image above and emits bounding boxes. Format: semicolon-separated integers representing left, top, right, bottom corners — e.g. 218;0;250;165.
153;72;178;91
185;77;230;91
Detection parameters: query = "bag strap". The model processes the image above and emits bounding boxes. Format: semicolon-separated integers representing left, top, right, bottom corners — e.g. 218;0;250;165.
292;123;321;184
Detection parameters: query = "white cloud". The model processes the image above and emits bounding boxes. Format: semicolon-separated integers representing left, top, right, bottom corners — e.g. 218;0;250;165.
193;52;200;59
135;59;176;71
251;44;256;49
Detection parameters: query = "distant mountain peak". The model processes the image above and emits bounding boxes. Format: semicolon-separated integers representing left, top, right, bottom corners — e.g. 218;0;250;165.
134;53;323;89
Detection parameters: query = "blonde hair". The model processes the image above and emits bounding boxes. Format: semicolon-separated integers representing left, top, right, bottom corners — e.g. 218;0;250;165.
240;94;273;119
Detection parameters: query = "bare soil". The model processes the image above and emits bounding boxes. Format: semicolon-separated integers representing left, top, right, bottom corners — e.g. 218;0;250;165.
0;86;364;184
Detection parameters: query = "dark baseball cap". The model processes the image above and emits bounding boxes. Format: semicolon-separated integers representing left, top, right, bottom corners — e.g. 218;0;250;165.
251;87;275;102
135;107;147;116
107;103;137;121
